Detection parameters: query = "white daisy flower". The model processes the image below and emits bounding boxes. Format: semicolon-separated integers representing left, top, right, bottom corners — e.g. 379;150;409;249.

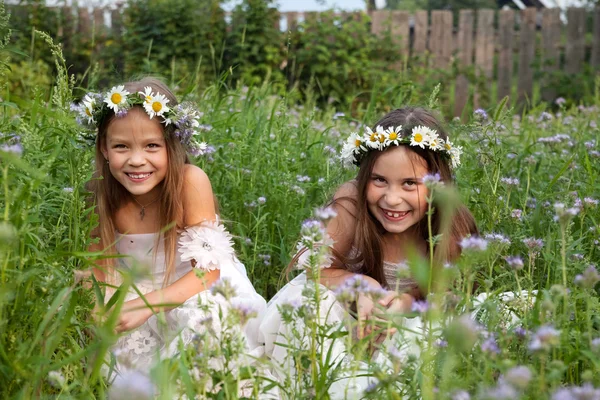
139;86;153;104
410;125;434;149
81;94;97;124
444;137;455;152
385;125;403;146
341;141;358;167
144;92;170;119
450;145;463;168
104;85;130;113
426;131;442;151
365;126;382;150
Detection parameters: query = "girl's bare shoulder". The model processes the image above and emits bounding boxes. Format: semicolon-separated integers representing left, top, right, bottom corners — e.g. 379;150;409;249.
182;164;216;225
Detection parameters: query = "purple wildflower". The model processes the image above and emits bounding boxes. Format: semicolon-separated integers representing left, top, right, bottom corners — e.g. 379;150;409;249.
314;206;337;221
460;236;488;251
474;109;488;121
1;143;23;155
257;196;267;205
511;209;523;220
481;336;500;354
422;173;443;187
552;384;600;400
505;256;524;271
528;325;560;351
555;97;566;106
574;265;600;289
503;366;532;390
500;177;520;186
452;390;471;400
484;233;511;245
411;300;430;314
513;326;528;338
523;237;544;251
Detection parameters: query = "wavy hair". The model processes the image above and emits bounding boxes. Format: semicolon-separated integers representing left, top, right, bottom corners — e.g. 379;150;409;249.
88;77;189;288
334;107;478;297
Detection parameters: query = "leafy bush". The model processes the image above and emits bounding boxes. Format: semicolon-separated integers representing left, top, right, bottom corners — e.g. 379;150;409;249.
123;0;226;87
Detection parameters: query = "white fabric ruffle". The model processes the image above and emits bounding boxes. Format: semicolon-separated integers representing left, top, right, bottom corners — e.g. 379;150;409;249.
178;221;236;271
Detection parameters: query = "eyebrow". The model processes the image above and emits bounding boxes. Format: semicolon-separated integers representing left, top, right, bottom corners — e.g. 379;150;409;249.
108;134;165;143
370;172;421;181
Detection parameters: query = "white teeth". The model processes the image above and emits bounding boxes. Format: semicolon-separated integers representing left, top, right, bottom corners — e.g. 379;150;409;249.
384;210;407;218
128;173;151;179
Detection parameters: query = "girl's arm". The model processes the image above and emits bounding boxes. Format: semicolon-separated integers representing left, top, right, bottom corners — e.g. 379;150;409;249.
117;165;220;332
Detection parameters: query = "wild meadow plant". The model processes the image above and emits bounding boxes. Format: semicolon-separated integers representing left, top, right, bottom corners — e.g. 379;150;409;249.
1;21;600;399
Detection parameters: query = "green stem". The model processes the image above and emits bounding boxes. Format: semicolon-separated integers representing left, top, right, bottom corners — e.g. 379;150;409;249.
3;166;8;221
427;194;434;294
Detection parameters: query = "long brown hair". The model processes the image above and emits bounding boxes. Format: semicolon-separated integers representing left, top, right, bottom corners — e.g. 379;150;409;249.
335;107;478;292
89;77;189;287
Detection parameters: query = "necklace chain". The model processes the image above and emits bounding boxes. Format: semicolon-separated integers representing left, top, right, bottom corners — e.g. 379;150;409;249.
132;195;160;220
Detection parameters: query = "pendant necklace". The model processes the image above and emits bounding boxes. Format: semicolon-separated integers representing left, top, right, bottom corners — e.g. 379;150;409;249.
132;195;160;220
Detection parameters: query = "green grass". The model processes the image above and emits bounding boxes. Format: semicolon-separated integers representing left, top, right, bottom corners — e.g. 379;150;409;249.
1;48;600;399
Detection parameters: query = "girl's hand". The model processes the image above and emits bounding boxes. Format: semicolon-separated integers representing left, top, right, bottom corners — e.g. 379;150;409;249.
115;299;153;333
358;291;414;347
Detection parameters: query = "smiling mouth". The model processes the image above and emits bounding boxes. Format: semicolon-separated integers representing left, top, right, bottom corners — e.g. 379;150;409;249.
126;172;152;181
381;208;410;221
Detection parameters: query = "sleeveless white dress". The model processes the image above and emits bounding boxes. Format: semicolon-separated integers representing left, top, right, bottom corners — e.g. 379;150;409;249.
257;257;425;399
109;222;267;372
257;255;531;399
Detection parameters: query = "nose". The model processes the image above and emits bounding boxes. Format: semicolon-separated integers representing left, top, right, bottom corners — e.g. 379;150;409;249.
128;149;147;166
384;188;404;207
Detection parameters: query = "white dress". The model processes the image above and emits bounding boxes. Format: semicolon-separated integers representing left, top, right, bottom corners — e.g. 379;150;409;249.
109;222;267;372
258;259;531;399
257;258;425;400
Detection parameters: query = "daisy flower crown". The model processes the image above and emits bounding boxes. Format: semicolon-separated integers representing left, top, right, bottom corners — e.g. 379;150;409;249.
72;85;208;156
340;124;463;169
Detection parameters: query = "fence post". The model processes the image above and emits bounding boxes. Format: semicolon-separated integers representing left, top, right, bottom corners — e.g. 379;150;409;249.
593;7;600;69
414;10;428;54
454;9;474;118
566;8;586;75
541;8;561;103
474;9;495;109
517;8;536;108
286;12;298;31
392;11;410;57
497;9;514;103
430;10;453;69
111;6;124;74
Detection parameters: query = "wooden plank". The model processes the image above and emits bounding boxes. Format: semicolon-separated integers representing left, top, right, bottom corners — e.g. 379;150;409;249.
93;8;104;35
475;9;494;80
566;8;586;74
430;10;453;69
541;8;561;102
77;6;91;38
371;10;389;37
286;12;298;31
517;8;536;107
593;7;600;69
391;11;410;57
414;10;428;54
111;8;123;37
454;9;474;118
497;9;514;103
111;7;124;73
456;9;474;66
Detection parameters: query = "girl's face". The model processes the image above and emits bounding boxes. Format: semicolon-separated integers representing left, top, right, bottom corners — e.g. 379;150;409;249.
102;107;168;202
366;146;429;236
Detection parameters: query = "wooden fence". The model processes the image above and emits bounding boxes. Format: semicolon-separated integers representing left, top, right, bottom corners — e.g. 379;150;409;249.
7;5;600;115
